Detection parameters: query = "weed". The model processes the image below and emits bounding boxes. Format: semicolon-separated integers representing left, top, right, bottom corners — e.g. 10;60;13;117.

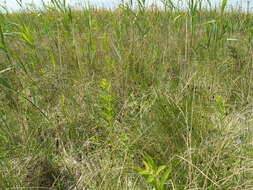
99;78;115;130
0;0;252;189
135;153;172;190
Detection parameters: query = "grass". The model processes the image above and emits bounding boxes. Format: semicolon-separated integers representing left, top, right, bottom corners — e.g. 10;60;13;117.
0;0;252;189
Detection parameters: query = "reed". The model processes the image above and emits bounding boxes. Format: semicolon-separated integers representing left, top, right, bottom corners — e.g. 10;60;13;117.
0;0;252;189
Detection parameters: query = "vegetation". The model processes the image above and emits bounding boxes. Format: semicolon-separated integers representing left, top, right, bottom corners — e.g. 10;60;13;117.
0;0;252;189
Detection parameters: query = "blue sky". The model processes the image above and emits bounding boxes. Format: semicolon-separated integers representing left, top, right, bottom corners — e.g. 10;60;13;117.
0;0;252;11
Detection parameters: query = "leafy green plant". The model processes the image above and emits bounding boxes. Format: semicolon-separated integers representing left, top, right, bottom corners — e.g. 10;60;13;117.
135;153;172;190
99;79;115;129
20;24;34;47
215;95;226;117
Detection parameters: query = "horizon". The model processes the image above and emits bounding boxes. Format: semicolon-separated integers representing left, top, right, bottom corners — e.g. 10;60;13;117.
0;0;252;12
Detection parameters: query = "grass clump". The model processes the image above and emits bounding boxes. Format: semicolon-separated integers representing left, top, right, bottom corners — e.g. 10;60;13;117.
0;0;252;189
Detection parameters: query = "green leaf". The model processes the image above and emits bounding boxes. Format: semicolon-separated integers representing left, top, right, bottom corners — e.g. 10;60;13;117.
100;78;111;92
159;167;172;190
146;175;155;184
173;14;181;23
21;25;34;47
144;153;156;169
221;0;228;13
100;111;113;121
99;94;112;102
138;170;150;175
143;161;152;171
155;165;166;176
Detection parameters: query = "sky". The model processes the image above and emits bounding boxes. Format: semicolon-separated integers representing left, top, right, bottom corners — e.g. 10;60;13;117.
0;0;252;11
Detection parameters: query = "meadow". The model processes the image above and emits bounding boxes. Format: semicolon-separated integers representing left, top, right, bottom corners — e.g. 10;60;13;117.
0;0;252;189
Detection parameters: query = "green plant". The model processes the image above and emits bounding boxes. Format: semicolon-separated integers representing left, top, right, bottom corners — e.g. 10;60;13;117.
99;79;115;130
221;0;228;15
215;95;226;118
0;1;252;189
135;153;172;190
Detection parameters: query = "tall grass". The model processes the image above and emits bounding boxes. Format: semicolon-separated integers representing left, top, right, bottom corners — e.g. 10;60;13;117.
0;0;252;189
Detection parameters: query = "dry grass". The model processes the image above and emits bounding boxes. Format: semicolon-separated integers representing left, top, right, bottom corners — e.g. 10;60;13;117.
0;1;252;189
